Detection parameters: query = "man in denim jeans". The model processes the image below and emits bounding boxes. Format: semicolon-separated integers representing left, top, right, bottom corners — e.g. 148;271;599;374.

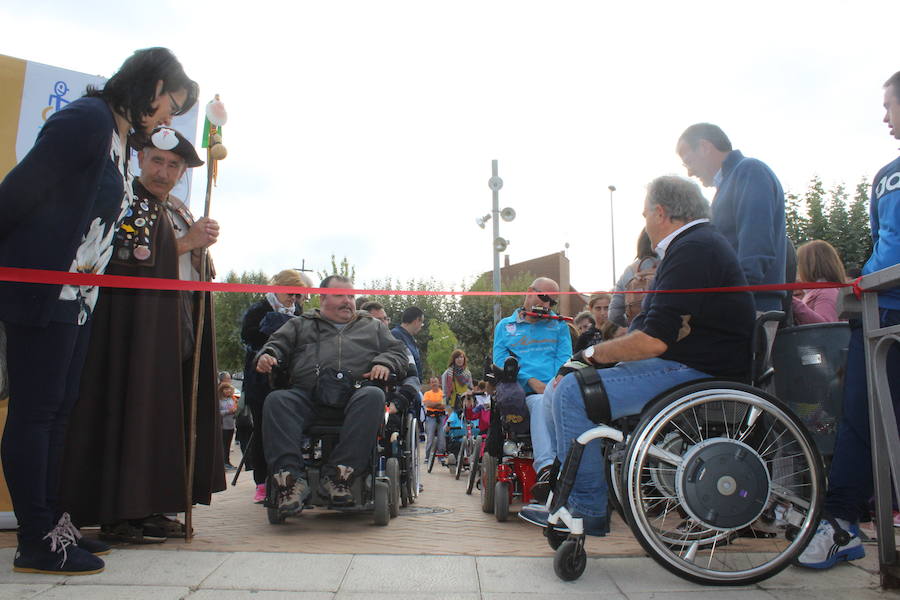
492;277;573;483
520;175;755;536
798;70;900;569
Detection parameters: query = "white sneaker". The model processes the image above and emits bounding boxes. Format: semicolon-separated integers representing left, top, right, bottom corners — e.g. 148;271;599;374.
796;518;865;569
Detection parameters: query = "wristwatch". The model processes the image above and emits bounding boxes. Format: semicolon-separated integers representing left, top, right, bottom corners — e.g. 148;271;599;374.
582;345;597;365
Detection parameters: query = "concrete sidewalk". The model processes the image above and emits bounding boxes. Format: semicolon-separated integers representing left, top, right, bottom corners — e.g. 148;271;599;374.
0;548;889;599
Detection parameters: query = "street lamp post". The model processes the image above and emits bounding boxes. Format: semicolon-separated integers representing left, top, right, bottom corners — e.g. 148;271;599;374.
608;185;617;288
478;160;515;327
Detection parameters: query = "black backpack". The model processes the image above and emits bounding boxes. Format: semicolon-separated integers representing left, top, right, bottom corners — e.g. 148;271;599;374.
493;356;530;435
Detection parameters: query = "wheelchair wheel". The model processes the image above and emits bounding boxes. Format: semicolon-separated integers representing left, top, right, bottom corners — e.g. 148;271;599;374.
373;480;390;526
621;382;823;586
494;481;510;522
544;526;567;550
386;458;400;518
554;539;587;581
455;443;466;480
480;453;497;513
466;451;480;495
606;444;627;524
405;415;419;503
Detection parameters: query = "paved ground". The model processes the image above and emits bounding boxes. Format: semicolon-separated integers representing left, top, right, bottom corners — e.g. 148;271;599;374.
0;443;894;598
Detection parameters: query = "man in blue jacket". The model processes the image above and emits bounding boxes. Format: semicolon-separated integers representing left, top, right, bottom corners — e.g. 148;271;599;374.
676;123;786;312
493;278;572;479
798;69;900;569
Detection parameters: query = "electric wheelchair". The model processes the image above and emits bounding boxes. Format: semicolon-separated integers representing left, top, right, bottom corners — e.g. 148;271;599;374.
264;371;401;527
478;358;537;522
540;312;827;586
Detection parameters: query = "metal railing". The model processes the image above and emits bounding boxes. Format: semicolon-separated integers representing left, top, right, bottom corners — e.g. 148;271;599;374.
839;262;900;588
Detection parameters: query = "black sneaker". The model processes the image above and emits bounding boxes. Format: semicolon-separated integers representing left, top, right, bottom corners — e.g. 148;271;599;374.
272;470;311;516
100;520;166;544
318;465;354;506
530;465;554;505
54;513;111;556
14;530;104;575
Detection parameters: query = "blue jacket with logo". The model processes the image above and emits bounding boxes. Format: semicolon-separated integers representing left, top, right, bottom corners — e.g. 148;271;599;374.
867;155;900;309
492;308;573;394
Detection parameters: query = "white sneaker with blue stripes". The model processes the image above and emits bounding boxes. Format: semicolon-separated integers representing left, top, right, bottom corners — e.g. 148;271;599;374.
796;518;865;569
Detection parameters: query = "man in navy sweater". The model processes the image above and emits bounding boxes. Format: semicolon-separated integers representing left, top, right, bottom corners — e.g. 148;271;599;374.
676;123;786;312
798;69;900;570
520;175;755;535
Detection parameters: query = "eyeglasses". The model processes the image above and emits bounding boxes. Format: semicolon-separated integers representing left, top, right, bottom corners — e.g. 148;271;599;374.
536;293;558;307
167;92;183;115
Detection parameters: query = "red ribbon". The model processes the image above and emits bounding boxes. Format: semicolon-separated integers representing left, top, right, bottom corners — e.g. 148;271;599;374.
0;266;866;297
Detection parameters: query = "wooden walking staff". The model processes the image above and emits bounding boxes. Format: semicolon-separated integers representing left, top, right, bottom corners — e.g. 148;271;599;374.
185;95;228;542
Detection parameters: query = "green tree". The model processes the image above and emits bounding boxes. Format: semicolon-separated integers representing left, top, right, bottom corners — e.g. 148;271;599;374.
316;254;356;283
825;183;850;259
804;176;829;242
845;179;873;271
213;269;269;373
447;271;535;379
363;277;455;378
424;321;458;379
785;191;807;246
785;176;871;272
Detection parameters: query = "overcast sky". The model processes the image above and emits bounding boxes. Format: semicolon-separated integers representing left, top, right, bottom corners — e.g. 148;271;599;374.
2;1;898;294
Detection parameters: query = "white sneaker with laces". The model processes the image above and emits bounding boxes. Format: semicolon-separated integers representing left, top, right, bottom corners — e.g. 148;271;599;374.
796;518;865;569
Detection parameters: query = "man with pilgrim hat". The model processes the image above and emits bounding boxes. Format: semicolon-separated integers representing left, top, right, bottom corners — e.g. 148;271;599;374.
61;127;225;544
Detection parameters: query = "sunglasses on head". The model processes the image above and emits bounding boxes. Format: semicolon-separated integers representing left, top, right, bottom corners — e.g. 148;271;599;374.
536;293;558;307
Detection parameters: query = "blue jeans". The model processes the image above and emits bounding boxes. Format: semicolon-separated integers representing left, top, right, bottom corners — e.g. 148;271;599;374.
552;358;711;518
526;392;555;472
825;309;900;522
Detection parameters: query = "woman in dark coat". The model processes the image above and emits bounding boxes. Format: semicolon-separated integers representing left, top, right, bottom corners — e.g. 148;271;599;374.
241;268;309;503
0;47;197;575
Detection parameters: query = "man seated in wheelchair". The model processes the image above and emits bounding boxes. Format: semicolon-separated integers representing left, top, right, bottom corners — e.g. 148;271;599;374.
492;276;573;478
520;175;755;536
254;275;408;516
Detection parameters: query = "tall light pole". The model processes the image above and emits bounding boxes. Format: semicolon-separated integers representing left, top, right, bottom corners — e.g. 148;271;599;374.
477;160;515;326
608;185;617;287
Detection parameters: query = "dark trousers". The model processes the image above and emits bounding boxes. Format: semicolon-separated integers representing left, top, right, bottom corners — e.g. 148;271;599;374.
1;320;91;544
824;309;900;522
263;386;385;478
222;428;235;465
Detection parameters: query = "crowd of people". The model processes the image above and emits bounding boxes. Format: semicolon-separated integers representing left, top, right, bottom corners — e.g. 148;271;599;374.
0;42;896;580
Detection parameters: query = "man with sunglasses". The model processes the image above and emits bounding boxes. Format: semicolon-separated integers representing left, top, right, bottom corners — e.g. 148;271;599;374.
492;277;573;485
60;127;225;544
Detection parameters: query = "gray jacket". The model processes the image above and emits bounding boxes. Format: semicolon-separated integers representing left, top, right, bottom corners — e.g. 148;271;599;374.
257;309;408;393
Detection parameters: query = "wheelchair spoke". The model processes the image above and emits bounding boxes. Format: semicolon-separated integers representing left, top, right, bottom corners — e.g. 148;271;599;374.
737;406;762;441
648;445;683;466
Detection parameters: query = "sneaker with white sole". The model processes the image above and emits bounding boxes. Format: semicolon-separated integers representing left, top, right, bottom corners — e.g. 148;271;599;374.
796;518;865;569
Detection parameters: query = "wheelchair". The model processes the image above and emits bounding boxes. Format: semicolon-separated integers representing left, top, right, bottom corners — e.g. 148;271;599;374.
478;359;537;522
382;382;421;509
264;379;401;527
540;312;826;586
